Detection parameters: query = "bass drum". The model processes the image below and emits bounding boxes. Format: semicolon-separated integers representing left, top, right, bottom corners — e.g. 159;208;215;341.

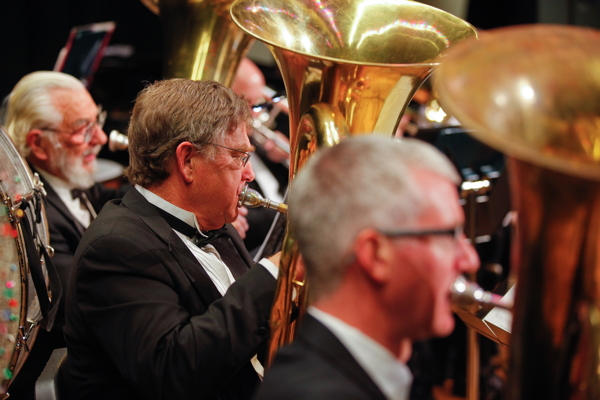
0;126;54;398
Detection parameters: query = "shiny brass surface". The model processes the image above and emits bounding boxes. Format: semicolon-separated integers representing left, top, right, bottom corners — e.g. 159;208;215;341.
231;0;477;162
434;24;600;181
231;0;478;365
434;24;600;400
141;0;253;84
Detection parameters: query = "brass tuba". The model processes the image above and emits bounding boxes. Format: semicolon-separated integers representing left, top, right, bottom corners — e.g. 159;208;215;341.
140;0;254;85
434;24;600;400
231;0;478;364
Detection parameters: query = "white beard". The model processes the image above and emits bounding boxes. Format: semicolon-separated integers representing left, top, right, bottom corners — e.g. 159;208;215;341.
55;146;101;189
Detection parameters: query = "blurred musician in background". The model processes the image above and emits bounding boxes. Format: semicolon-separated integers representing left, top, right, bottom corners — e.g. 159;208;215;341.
253;136;479;400
64;79;280;400
231;57;289;253
4;70;127;399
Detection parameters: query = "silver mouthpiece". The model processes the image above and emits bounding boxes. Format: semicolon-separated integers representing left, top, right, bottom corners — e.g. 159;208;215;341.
238;185;288;214
108;130;129;152
451;275;512;310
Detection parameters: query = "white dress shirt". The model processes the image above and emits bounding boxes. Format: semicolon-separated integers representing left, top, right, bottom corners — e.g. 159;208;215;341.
308;306;413;400
37;168;92;228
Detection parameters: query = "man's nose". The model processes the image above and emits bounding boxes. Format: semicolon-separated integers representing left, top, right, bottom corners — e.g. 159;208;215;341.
243;160;255;182
457;237;480;274
90;126;108;146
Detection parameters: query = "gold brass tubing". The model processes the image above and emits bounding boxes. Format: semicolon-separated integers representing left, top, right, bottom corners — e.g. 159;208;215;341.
141;0;253;85
434;25;600;400
231;0;478;366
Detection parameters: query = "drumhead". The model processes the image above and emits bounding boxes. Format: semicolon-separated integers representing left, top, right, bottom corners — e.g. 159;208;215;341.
0;127;47;393
0;127;49;247
0;196;25;383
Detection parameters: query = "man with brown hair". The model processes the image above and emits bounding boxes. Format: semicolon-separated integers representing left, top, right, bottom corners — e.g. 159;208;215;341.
64;79;280;400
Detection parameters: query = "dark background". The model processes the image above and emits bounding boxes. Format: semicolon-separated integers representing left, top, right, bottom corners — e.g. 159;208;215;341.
2;0;599;133
0;1;598;398
0;0;539;111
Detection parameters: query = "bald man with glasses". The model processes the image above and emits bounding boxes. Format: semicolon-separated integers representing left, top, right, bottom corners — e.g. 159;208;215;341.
64;79;280;400
4;71;127;399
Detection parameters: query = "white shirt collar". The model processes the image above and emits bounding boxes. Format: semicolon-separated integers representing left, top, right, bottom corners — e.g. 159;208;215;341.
308;306;413;400
135;184;203;233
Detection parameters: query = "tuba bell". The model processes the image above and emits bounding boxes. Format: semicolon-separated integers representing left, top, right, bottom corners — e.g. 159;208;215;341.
140;0;254;85
231;0;478;364
434;24;600;400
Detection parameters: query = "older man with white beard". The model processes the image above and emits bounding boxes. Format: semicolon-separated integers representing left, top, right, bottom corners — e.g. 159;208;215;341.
4;71;127;399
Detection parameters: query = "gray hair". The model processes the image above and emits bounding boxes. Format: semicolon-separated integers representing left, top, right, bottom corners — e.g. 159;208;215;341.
125;79;252;187
288;135;461;299
5;71;85;157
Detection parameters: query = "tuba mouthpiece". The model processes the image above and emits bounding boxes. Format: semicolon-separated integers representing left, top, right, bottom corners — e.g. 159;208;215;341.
451;275;512;311
238;185;287;214
108;130;129;152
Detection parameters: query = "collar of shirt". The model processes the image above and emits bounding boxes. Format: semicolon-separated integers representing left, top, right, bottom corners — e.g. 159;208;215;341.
37;168;91;228
308;306;413;400
135;185;279;279
135;184;206;236
135;184;234;291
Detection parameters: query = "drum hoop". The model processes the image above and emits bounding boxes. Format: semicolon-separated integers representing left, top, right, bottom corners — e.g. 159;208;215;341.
0;191;34;391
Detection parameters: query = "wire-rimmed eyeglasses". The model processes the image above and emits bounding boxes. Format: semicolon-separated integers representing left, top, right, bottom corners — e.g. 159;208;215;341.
194;141;252;168
378;225;464;241
43;107;107;144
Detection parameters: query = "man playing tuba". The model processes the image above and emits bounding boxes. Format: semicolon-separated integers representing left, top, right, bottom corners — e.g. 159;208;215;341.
64;79;280;400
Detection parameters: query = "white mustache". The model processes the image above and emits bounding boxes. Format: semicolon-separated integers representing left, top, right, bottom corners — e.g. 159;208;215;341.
84;145;102;158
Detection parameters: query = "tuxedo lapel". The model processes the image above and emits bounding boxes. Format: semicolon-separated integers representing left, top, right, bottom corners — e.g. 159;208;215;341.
120;188;222;305
210;225;253;280
34;167;86;237
297;314;388;400
223;226;254;268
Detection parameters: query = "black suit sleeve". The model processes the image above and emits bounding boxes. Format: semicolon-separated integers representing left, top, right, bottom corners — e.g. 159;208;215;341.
69;230;276;400
87;181;129;213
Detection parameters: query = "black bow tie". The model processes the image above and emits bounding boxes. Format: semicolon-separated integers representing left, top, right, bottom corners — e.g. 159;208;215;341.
71;188;97;220
70;188;83;200
155;207;228;248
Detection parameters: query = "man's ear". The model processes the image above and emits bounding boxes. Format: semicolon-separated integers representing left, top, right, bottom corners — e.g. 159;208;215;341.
175;141;198;183
353;229;393;284
26;130;50;161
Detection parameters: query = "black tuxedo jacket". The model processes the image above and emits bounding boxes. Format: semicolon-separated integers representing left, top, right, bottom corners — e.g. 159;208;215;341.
253;314;388;400
64;187;277;400
35;169;127;334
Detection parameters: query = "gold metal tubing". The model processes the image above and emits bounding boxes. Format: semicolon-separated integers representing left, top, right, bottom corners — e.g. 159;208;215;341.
434;24;600;400
141;0;253;85
231;0;478;366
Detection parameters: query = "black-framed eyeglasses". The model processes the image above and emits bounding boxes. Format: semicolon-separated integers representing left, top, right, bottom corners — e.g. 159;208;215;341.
378;225;464;241
194;141;252;167
43;106;106;144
